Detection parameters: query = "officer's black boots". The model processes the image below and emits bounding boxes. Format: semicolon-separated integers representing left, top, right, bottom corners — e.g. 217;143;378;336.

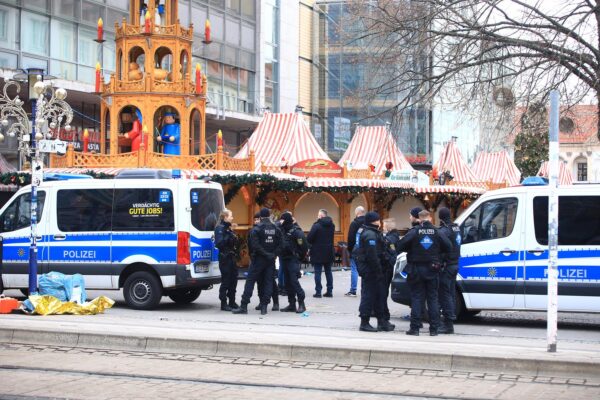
405;328;420;336
255;304;261;310
221;301;232;311
229;299;239;309
438;320;454;334
232;303;248;314
272;299;279;311
260;304;268;315
429;329;438;336
296;300;306;314
280;302;297;312
359;317;377;332
377;319;395;332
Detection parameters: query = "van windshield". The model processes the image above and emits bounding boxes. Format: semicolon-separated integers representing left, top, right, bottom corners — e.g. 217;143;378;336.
190;188;223;232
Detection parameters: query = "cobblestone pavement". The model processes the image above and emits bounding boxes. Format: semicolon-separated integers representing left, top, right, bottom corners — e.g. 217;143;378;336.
0;343;598;400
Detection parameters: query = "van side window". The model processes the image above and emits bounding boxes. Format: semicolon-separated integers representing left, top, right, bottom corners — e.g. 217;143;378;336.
0;192;46;233
460;197;518;244
112;188;175;231
533;196;600;245
190;189;223;231
57;189;113;232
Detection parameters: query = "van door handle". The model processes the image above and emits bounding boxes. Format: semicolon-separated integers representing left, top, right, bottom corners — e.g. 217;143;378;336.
53;234;66;241
500;249;516;256
527;249;544;256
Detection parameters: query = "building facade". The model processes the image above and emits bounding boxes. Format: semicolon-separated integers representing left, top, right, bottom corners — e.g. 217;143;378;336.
0;0;296;166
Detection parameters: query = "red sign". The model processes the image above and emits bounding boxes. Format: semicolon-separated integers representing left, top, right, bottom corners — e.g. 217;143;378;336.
290;158;343;177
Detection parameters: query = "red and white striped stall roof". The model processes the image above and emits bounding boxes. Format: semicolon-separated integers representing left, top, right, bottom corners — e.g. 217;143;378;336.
434;140;485;188
234;113;331;171
338;126;413;175
537;162;573;185
471;151;521;186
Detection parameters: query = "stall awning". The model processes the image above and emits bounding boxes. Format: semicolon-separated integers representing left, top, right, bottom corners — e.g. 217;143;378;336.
338;126;413;175
234;113;331;171
472;151;521;186
537;162;573;185
434;140;485;188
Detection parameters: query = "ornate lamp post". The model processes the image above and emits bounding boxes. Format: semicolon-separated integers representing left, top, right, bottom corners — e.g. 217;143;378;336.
0;70;73;294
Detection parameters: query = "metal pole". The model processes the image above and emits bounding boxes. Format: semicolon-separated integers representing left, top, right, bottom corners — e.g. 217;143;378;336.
28;96;39;295
547;90;560;352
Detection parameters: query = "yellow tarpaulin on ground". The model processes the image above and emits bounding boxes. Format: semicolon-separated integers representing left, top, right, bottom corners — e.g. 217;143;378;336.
27;295;114;316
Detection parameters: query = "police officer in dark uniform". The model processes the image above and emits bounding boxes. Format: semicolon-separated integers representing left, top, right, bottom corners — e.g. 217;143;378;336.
382;219;401;322
437;207;461;334
233;208;283;315
397;209;452;336
353;211;395;332
279;212;309;313
214;209;239;311
251;212;279;311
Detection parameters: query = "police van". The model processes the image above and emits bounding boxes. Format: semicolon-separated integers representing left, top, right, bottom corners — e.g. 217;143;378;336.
391;182;600;318
0;170;224;310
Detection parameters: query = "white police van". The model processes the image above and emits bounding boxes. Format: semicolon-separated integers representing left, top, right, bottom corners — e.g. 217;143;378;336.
0;169;224;310
391;182;600;318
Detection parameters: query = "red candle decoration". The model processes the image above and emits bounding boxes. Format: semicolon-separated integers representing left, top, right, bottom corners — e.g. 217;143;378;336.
95;62;101;93
205;19;211;43
97;18;104;41
217;129;223;147
144;10;151;34
83;129;90;153
195;63;201;93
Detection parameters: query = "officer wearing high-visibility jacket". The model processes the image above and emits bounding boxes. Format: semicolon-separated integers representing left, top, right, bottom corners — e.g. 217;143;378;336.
437;207;462;334
397;209;452;336
352;211;395;332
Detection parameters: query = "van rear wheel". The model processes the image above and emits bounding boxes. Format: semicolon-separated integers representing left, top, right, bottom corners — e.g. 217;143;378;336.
123;271;162;310
455;289;481;321
167;288;202;304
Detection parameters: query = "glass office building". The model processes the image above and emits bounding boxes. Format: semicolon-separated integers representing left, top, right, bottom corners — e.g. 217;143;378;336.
317;0;431;160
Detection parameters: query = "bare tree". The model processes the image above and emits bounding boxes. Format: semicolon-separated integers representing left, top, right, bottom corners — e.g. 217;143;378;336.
344;0;600;146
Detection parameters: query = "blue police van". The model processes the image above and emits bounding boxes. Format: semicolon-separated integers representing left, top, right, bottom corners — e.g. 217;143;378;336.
391;183;600;318
0;170;224;309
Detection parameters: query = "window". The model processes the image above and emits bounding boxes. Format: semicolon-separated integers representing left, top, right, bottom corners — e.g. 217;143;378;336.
460;197;518;244
241;0;255;18
21;12;49;56
577;162;587;181
225;17;239;45
210;11;224;41
50;60;77;81
179;1;190;26
190;189;223;231
241;24;254;50
0;5;17;50
51;20;77;62
82;1;104;26
57;189;112;232
52;0;79;19
112;189;174;231
226;0;241;14
79;28;97;67
533;196;600;245
0;192;46;233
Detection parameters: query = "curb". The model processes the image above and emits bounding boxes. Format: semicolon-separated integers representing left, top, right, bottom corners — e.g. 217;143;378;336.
1;326;598;380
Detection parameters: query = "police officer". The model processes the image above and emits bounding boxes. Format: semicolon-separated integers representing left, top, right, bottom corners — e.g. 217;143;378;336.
214;209;239;311
353;211;395;332
437;207;461;334
397;209;452;336
233;208;283;315
279;212;309;313
382;218;401;322
251;212;279;312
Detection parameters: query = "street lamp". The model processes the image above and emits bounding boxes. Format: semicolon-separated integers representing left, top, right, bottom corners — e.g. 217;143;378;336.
0;69;73;294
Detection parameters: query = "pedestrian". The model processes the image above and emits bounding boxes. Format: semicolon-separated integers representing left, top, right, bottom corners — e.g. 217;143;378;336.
345;206;366;297
214;209;239;311
382;218;401;322
275;212;287;296
279;212;309;313
307;209;335;298
352;211;395;332
232;208;283;315
437;207;462;334
400;206;424;323
250;212;279;312
397;209;452;336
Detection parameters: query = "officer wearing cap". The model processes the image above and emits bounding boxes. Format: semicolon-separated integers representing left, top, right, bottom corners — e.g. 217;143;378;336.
279;212;309;313
397;210;452;336
233;208;283;315
437;207;461;334
410;207;422;227
249;212;278;311
353;211;395;332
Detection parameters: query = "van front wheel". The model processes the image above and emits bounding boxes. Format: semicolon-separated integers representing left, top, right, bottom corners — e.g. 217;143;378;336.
167;288;202;304
123;271;162;310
